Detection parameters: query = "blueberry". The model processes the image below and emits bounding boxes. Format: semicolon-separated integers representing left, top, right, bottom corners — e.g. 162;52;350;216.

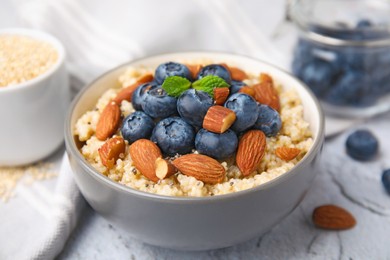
346;129;379;161
132;82;158;111
195;129;238;159
381;169;390;195
356;19;372;29
230;80;247;94
151;117;195;156
177;89;213;127
300;59;337;96
224;93;258;133
253;105;282;137
197;64;231;84
142;87;177;118
154;62;191;84
121;111;155;144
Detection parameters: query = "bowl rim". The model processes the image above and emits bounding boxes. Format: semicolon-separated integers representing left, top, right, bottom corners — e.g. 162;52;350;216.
65;51;325;203
0;28;65;93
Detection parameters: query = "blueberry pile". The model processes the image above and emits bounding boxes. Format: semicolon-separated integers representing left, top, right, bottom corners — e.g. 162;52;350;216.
120;62;282;159
292;19;390;107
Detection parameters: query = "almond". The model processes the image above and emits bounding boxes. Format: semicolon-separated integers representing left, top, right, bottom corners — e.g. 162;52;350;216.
203;106;236;133
129;139;162;182
253;81;280;112
238;86;255;97
275;147;301;161
98;136;126;169
186;64;203;79
214;87;230;105
96;101;121;141
219;63;248;81
155;158;177;180
113;73;153;104
236;130;266;176
259;73;274;84
172;154;226;184
312;205;356;230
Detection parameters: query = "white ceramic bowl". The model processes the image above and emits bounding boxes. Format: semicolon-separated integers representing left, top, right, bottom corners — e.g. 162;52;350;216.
0;28;69;166
66;52;324;250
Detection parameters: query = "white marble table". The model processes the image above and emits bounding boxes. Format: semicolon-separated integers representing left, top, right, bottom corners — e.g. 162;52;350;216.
57;116;390;260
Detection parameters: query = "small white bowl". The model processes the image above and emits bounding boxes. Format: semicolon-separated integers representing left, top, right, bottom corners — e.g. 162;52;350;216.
0;28;69;166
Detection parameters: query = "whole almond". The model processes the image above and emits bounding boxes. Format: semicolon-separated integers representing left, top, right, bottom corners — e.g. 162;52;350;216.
96;101;121;141
98;136;126;168
275;147;301;161
253;81;281;112
113;73;153;104
238;86;255;97
236;130;266;176
203;105;236;133
186;64;203;79
214;87;230;105
313;205;356;230
129;139;162;182
155;158;177;180
172;154;226;184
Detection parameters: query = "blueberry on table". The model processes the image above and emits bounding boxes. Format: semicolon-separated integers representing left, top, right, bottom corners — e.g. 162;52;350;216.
132;82;158;111
230;80;247;95
382;169;390;195
151;117;195;156
155;62;191;84
121;111;155;144
253;104;282;137
224;93;259;133
346;129;379;161
142;87;177;118
197;64;232;84
195;129;238;159
177;89;213;127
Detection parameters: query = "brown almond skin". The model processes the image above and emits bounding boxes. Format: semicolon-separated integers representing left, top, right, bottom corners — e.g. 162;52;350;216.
113;73;154;104
129;139;162;183
214;87;230;105
98;136;126;168
253;81;281;112
203;106;236;134
236;130;266;176
229;66;248;81
186;64;203;79
313;205;356;230
155;158;177;180
238;86;255;97
172;154;226;184
259;73;273;84
275;147;301;161
96;101;121;141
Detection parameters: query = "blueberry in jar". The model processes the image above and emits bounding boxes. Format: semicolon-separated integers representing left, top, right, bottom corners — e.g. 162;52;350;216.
197;64;231;84
195;129;238;159
154;61;191;84
253;104;282;137
177;89;213;127
132;82;158;111
346;129;379;161
224;93;258;133
121;111;155;144
151;117;195;156
142;87;177;118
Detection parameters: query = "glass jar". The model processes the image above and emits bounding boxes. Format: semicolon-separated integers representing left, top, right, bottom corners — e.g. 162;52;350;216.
289;0;390;118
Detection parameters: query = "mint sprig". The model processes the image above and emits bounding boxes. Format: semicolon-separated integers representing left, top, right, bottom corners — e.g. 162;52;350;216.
161;76;191;97
192;75;229;97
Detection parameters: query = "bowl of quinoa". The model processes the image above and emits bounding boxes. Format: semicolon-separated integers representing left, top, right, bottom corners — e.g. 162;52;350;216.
66;52;324;250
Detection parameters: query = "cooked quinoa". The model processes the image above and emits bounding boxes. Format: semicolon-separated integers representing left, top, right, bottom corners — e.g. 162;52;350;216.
0;34;58;87
75;64;313;197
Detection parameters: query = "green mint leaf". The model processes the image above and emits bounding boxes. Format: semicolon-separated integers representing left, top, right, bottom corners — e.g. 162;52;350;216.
192;75;229;97
161;76;191;97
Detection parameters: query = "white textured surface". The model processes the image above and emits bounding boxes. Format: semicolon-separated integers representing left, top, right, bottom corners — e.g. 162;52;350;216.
58;116;390;260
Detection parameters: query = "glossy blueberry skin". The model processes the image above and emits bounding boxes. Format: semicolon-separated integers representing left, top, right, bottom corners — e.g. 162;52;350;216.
121;111;155;144
346;129;379;161
230;80;247;95
132;82;158;111
151;117;195;156
381;169;390;195
224;93;258;133
197;64;231;84
154;62;191;84
253;105;282;137
195;129;238;159
142;87;177;118
177;89;213;127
